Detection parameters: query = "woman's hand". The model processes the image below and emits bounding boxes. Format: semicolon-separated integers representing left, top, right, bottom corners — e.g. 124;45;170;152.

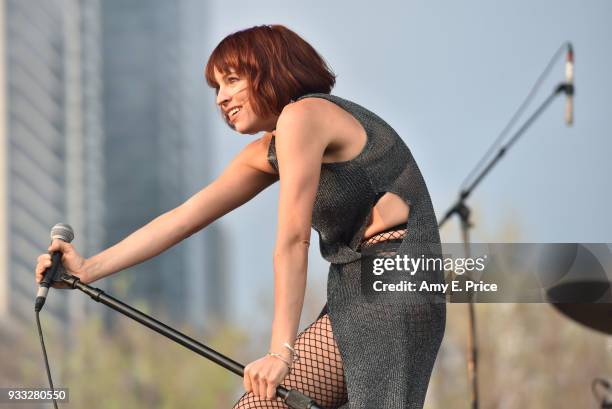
35;239;89;289
243;353;291;400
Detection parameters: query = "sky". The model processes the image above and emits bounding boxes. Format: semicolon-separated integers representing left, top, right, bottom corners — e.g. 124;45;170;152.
186;0;612;327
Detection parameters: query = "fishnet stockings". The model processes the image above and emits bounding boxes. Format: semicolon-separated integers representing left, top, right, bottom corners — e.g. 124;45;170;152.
233;313;348;409
360;227;407;248
234;226;406;408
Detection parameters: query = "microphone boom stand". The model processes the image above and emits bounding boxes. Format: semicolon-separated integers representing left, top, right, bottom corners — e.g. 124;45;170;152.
60;274;323;409
438;82;573;409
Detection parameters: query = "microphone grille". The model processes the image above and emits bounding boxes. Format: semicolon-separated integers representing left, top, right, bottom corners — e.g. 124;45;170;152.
50;223;75;243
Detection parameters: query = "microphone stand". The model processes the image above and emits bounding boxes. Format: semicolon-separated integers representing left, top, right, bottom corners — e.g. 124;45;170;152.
438;82;573;409
59;274;323;409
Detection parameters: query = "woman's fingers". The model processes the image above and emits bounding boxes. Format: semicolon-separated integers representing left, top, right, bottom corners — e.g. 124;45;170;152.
258;375;268;400
35;239;83;289
243;364;253;395
49;239;76;258
48;239;61;253
251;372;259;398
244;358;286;400
37;254;51;266
35;254;52;283
266;379;277;400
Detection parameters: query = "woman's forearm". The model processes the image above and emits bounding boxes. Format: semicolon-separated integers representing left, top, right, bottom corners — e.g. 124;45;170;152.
83;208;192;283
80;153;279;285
269;241;309;357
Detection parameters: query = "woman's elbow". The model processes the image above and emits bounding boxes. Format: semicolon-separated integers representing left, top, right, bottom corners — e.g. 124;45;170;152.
273;234;311;258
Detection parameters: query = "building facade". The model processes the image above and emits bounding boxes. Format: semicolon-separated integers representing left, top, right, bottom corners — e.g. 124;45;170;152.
0;0;105;337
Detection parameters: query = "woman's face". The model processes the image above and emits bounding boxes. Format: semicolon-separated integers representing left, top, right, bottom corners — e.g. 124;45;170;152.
213;67;277;134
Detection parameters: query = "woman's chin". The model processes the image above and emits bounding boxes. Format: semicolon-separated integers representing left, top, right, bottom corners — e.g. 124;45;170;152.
234;124;250;134
231;121;244;133
234;123;261;135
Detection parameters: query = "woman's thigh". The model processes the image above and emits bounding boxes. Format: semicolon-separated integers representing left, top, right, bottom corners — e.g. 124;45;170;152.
233;312;348;409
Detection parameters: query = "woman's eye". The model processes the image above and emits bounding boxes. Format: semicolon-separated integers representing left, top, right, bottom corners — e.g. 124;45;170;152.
228;77;239;83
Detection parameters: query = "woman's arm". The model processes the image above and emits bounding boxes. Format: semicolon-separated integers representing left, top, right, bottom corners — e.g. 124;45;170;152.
82;136;278;283
243;99;332;400
268;101;330;354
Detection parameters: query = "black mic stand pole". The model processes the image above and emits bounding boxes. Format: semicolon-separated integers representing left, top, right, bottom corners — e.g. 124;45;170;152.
59;274;323;409
438;81;573;409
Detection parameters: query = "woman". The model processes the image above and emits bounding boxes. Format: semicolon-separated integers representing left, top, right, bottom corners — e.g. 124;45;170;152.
35;25;445;408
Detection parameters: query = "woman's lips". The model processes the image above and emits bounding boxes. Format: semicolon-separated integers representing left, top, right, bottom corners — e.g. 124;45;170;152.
228;106;242;123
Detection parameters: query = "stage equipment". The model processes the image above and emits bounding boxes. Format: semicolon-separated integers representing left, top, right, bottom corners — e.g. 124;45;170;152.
35;224;323;409
438;41;575;409
35;223;74;312
551;302;612;335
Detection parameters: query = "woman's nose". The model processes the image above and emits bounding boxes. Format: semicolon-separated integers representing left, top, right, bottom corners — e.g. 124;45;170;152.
216;87;230;107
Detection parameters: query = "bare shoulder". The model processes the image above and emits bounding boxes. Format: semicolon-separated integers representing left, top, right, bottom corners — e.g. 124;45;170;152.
280;97;342;125
276;97;340;142
277;96;365;164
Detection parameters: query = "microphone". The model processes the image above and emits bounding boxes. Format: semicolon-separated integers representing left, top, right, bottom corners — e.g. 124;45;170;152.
35;223;74;312
565;43;574;126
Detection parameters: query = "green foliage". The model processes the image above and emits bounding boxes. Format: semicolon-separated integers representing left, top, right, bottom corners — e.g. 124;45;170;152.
59;317;245;408
0;313;247;408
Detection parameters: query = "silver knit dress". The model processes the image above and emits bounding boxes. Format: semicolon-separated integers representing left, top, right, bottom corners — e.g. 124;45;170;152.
266;93;446;409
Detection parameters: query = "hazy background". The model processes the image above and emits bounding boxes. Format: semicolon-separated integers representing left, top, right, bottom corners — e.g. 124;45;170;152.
1;0;611;407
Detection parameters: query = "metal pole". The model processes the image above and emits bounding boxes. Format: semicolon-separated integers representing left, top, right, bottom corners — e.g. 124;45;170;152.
438;83;570;409
61;274;323;409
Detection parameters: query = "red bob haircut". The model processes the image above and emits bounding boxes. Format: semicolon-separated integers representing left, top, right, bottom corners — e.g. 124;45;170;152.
205;25;336;119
